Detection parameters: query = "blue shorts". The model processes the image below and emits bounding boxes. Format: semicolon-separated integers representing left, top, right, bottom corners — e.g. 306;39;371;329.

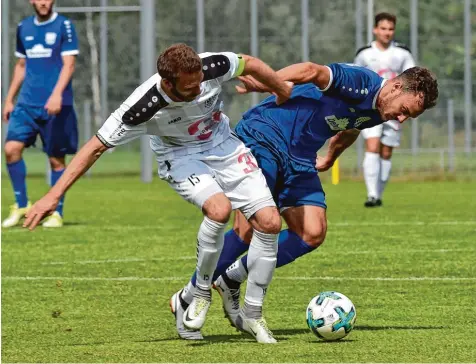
235;121;327;210
6;103;78;157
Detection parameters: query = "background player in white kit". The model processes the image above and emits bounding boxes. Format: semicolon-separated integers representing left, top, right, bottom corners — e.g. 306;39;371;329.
354;12;416;207
24;44;292;343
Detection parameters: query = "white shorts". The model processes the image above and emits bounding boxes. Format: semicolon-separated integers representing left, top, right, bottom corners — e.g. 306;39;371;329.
157;134;275;219
361;120;401;147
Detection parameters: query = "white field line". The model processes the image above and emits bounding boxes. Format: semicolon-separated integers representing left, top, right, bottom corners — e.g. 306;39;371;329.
2;276;476;282
4;220;476;234
40;248;475;266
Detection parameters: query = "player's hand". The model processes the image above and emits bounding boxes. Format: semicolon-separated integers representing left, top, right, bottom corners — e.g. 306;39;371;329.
273;81;293;105
315;155;334;172
2;100;14;122
23;194;59;230
45;93;62;115
236;75;268;94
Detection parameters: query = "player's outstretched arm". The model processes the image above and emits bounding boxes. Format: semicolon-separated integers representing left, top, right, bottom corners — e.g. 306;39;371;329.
316;129;360;172
23;136;109;230
238;54;292;104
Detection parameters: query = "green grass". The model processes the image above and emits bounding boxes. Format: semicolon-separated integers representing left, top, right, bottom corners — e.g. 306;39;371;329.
2;176;476;363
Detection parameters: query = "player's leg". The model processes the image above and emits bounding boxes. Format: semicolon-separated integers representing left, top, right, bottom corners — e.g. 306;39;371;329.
162;157;230;338
362;125;383;207
2;105;38;228
378;122;401;202
40;106;79;227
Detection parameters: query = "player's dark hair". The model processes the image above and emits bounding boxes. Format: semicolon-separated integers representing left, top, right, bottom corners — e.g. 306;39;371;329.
374;12;397;27
397;67;439;109
157;43;202;84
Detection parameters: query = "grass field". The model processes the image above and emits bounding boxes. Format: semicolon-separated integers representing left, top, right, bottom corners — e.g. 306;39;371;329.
2;175;476;363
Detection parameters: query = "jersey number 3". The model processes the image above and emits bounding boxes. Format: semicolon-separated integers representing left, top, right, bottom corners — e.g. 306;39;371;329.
238;152;258;174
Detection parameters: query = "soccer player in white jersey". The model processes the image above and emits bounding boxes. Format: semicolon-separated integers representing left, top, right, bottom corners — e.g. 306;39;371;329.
24;44;292;344
2;0;79;228
354;12;416;207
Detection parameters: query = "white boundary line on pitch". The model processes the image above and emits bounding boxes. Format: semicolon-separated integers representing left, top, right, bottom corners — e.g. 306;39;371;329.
40;248;476;266
3;276;476;282
4;220;476;234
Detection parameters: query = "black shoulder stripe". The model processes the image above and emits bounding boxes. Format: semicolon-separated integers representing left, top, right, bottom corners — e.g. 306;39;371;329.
394;42;411;53
355;45;371;56
122;85;168;125
201;54;231;81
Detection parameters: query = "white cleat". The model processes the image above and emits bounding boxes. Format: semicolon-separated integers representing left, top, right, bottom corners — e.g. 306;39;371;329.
182;295;211;331
213;275;240;327
169;290;203;340
2;202;31;228
42;211;63;228
235;310;277;344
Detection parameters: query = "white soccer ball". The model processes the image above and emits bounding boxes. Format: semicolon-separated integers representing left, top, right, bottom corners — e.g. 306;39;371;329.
306;291;356;341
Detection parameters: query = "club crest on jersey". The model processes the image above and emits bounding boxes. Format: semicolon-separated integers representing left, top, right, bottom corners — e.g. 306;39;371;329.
325;115;349;131
45;32;57;45
354;116;372;128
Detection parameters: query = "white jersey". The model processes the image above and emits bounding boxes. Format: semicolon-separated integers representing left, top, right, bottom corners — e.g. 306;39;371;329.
354;41;415;80
96;52;243;160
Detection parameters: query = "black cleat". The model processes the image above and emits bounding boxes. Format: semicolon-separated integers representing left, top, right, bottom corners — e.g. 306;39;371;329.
364;197;382;207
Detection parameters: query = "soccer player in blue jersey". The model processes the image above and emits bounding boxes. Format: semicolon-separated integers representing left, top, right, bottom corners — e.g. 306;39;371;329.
2;0;79;228
175;62;438;340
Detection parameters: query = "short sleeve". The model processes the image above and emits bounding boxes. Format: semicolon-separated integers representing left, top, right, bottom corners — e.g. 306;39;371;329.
60;19;79;56
15;24;26;58
323;63;383;102
199;52;244;84
401;51;416;72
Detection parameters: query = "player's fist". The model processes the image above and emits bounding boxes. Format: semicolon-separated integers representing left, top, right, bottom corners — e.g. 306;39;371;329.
45;93;62;115
236;75;267;94
315;155;334;172
2;100;14;122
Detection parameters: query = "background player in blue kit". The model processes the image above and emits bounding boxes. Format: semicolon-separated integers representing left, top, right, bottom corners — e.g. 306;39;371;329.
174;62;438;338
2;0;79;228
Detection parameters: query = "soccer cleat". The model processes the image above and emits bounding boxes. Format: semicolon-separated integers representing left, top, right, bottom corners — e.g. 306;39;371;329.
2;202;31;228
213;275;240;328
364;197;382;208
235;310;277;344
42;211;63;228
182;295;211;331
169;290;203;340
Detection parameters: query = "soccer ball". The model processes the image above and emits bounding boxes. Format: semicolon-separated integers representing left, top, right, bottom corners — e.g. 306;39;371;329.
306;291;356;341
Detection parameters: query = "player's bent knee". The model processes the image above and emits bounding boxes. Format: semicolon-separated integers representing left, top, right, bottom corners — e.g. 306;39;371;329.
250;207;282;235
4;142;23;163
302;221;327;248
49;156;66;171
202;193;232;224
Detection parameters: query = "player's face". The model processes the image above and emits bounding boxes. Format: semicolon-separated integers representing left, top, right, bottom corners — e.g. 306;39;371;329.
380;89;424;123
30;0;55;18
373;20;395;46
169;71;204;102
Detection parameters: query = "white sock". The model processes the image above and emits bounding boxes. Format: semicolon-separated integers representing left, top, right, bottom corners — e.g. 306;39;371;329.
181;280;195;305
244;229;278;307
195;216;227;291
225;258;248;283
363;152;381;199
378;158;392;199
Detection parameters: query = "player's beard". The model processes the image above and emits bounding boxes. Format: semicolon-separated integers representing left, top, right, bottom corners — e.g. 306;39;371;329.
33;3;54;22
379;92;400;121
170;85;196;102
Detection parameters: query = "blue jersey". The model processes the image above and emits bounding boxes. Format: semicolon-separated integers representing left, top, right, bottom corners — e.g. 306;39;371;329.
240;63;385;165
15;12;79;106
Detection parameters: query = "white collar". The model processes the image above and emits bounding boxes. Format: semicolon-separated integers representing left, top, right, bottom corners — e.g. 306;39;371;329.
372;79;387;110
34;12;58;26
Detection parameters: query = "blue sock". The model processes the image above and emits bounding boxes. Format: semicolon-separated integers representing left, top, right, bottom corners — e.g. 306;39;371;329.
240;229;316;270
51;169;65;216
191;229;250;286
7;159;28;208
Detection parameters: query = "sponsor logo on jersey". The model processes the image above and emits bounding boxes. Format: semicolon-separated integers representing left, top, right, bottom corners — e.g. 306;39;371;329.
204;94;218;109
168;116;182;125
25;36;34;41
325;115;349;131
45;32;57;45
26;44;52;58
354;116;372;128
